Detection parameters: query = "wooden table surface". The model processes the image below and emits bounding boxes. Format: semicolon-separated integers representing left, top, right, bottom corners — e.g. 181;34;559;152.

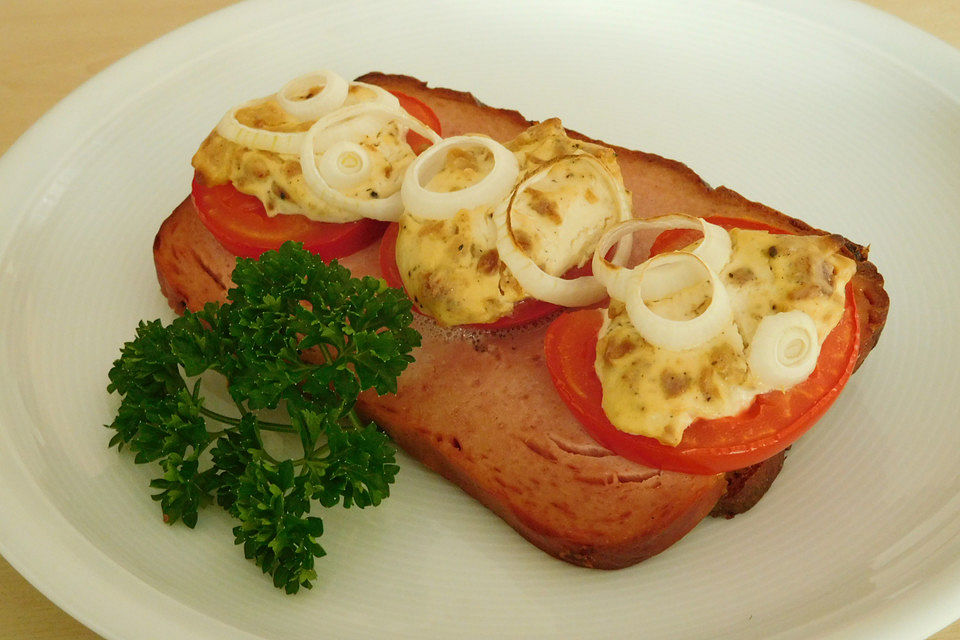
0;0;958;638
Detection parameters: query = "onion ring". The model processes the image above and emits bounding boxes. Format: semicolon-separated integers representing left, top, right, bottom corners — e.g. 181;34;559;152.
623;251;733;351
593;214;731;301
215;97;307;155
350;81;402;109
494;154;631;307
318;141;373;192
747;310;821;389
276;70;349;121
400;136;519;220
300;103;442;221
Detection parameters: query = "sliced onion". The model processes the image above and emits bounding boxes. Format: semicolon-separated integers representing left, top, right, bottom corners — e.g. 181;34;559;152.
747;311;821;390
300;103;442;221
350;81;402;109
214;76;401;155
593;214;732;301
400;136;519;220
216;98;306;155
494;154;630;307
318;141;372;192
276;70;349;121
624;251;733;351
307;102;440;155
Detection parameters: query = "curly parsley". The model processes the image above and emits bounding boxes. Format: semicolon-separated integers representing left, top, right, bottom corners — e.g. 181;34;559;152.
106;242;419;593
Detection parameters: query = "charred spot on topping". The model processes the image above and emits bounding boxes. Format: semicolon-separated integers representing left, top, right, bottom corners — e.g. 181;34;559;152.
512;229;534;254
368;189;379;199
767;245;779;258
421;271;449;298
788;283;822;300
603;336;637;363
660;369;691;398
525;187;563;224
820;260;836;290
271;184;288;201
477;250;500;275
292;84;322;100
698;366;720;401
417;220;445;237
282;160;300;178
447;146;481;172
709;343;741;379
727;267;755;284
247;157;269;179
607;300;627;319
791;254;812;278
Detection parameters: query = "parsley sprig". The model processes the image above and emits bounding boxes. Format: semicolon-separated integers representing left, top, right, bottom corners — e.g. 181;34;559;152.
106;242;419;593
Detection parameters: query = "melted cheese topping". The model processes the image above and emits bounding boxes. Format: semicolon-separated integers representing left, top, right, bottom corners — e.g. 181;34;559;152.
510;154;623;275
595;229;856;445
395;119;629;326
192;84;415;223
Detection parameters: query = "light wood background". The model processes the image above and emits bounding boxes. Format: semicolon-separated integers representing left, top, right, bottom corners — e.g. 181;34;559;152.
0;0;957;638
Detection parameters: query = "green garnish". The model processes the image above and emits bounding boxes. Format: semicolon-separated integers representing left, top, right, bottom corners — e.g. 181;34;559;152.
105;242;420;593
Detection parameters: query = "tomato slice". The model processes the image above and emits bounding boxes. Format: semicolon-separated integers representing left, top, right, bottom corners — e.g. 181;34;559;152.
194;90;442;259
192;176;388;259
650;216;790;254
544;218;861;474
379;222;587;330
390;90;442;153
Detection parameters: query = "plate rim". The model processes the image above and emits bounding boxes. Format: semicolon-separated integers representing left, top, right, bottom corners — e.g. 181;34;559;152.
1;1;959;638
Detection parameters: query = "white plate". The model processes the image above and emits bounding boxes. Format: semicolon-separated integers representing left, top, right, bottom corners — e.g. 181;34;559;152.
1;0;958;638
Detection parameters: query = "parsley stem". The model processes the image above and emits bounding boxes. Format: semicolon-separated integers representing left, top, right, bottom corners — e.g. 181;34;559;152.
259;422;297;434
199;406;241;425
198;406;296;433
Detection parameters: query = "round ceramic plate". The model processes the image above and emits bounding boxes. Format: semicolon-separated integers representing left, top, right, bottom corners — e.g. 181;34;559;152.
1;1;958;638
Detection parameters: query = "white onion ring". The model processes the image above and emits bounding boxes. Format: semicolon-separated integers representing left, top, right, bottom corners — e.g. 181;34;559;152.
300;103;442;221
214;73;411;157
400;136;519;220
747;311;821;389
215;97;307;155
350;81;402;109
593;214;732;301
318;141;372;192
494;154;631;307
276;70;349;121
624;251;733;351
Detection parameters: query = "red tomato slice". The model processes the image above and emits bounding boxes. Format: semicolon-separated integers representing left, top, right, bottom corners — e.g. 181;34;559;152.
390;90;442;153
192;176;388;260
379;222;582;330
193;90;442;259
650;216;790;255
544;218;861;474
